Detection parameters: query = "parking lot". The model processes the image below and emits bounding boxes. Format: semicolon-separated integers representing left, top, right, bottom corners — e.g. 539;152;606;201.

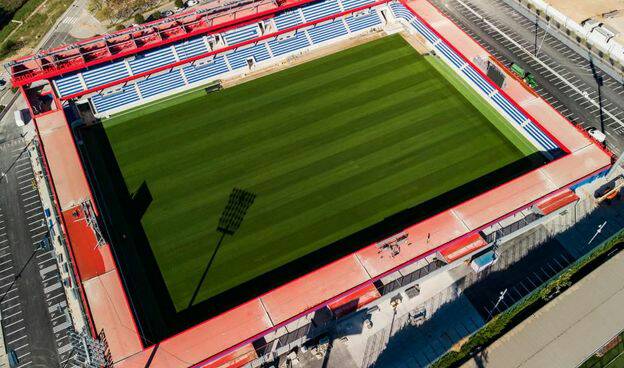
429;0;624;155
0;137;73;366
463;236;575;320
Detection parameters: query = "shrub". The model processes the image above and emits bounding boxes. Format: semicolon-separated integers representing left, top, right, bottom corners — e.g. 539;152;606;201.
175;0;184;8
431;229;624;368
134;13;145;23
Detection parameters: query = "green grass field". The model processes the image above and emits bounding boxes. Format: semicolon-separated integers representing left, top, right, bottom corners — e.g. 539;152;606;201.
103;35;536;310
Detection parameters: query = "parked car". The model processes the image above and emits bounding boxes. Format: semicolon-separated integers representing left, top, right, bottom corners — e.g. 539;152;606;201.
162;9;174;17
185;0;200;7
8;349;19;368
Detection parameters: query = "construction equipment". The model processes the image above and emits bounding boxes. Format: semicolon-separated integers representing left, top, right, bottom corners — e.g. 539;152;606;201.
510;63;538;88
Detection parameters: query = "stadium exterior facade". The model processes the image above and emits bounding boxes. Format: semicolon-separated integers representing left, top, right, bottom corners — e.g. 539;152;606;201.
5;0;614;366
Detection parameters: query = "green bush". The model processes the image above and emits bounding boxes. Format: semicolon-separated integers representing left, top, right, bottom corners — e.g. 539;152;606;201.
431;229;624;368
133;13;145;23
175;0;184;8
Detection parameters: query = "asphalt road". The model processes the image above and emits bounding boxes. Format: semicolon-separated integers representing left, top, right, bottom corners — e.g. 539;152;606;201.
0;106;74;367
430;0;624;155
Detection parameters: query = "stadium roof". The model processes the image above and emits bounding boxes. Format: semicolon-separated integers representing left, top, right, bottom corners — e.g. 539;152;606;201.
24;0;613;366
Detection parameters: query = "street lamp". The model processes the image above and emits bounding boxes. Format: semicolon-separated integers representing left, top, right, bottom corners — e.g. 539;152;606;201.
486;289;508;321
0;234;51;304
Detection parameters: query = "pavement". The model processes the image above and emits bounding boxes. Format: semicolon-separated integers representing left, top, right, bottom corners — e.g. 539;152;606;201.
39;0;105;50
461;247;624;368
429;0;624;155
0;98;76;367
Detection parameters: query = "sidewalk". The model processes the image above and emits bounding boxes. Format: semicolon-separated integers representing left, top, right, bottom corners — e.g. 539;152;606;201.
461;250;624;368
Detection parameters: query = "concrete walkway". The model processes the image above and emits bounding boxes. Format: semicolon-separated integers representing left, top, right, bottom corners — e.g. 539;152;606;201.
462;250;624;368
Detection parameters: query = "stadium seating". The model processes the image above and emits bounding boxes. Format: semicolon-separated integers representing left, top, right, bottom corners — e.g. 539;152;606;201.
341;0;375;10
225;44;272;69
60;0;558;153
53;74;84;97
175;36;211;60
307;20;349;44
82;60;130;89
389;2;558;152
345;11;382;32
182;56;231;84
224;24;260;45
91;86;140;114
268;31;311;56
301;0;342;22
137;70;186;98
273;9;305;30
128;46;177;75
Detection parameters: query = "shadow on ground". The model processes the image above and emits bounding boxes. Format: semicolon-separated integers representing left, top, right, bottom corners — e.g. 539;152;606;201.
75;120;551;343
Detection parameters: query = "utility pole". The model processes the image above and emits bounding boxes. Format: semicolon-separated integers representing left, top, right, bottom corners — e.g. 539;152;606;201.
588;221;607;245
486;289;508;321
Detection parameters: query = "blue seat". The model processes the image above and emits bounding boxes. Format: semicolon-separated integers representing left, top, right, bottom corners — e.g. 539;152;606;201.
345;11;381;32
274;9;304;30
301;0;341;22
137;70;186;98
53;74;84;97
182;56;230;84
91;86;140;114
225;44;271;70
82;60;130;89
341;0;374;10
224;24;259;46
128;46;177;75
175;36;210;61
268;32;310;56
307;20;348;44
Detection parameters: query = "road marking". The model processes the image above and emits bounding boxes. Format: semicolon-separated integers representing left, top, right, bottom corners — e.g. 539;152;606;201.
8;334;27;345
4;326;25;336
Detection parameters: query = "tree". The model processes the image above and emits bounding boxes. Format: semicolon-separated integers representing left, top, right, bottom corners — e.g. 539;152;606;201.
175;0;184;8
134;13;145;23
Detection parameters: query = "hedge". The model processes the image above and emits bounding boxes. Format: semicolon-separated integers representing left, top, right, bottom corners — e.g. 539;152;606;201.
431;230;624;368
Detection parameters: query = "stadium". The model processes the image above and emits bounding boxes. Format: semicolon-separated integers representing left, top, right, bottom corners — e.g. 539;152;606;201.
5;0;614;366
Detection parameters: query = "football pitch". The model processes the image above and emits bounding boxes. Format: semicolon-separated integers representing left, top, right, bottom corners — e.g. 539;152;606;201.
102;34;537;310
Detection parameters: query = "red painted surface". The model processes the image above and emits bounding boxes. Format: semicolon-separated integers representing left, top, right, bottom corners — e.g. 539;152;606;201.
26;0;614;367
61;207;110;280
536;189;579;215
438;233;487;263
328;283;381;318
56;0;387;101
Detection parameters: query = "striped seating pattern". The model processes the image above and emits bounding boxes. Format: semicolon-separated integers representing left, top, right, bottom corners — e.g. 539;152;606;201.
268;32;310;56
182;57;230;84
391;2;558;152
341;0;374;10
82;61;130;89
75;2;383;115
307;20;348;44
175;37;210;60
301;0;341;22
273;9;304;30
345;11;381;32
53;74;84;97
91;86;140;114
137;70;186;98
129;47;177;74
224;25;259;45
225;44;271;69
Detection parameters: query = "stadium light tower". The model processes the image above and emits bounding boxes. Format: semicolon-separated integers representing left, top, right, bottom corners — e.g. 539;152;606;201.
187;188;256;309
